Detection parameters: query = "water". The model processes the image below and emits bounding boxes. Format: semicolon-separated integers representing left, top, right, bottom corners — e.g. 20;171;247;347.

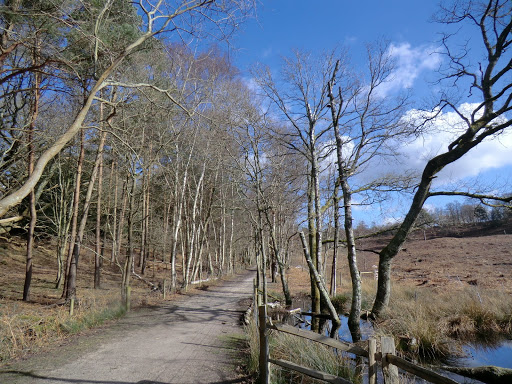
337;315;374;342
456;340;512;369
272;307;512;381
287;311;374;342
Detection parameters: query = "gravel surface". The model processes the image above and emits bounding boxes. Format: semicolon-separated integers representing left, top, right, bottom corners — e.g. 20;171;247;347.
0;270;255;384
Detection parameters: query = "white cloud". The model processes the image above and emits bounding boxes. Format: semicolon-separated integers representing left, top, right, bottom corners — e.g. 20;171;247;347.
318;138;355;176
371;103;512;185
376;42;441;97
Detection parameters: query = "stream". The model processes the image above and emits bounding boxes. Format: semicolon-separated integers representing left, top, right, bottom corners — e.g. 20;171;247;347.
455;340;512;369
272;308;512;382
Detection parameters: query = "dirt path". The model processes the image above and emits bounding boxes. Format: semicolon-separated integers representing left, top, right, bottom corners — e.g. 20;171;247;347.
1;270;256;384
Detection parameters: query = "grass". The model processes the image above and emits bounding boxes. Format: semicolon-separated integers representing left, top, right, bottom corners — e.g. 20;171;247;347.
330;294;350;313
0;291;126;361
372;283;512;360
281;266;512;364
244;318;260;376
243;316;360;384
0;237;187;364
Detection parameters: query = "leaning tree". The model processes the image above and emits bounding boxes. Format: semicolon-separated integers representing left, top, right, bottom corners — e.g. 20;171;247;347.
372;0;512;316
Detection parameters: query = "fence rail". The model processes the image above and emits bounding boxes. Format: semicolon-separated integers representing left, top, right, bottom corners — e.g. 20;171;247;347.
257;304;458;384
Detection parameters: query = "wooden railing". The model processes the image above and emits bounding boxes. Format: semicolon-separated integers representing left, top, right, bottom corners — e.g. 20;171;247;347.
257;305;458;384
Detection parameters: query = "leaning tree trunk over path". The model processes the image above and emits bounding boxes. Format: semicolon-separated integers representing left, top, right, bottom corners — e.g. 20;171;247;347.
0;29;156;217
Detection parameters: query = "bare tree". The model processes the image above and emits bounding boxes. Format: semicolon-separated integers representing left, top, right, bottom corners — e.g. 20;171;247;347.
254;51;335;331
326;44;410;340
372;0;512;316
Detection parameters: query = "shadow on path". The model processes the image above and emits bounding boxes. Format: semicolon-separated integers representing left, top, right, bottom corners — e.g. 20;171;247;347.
2;370;251;384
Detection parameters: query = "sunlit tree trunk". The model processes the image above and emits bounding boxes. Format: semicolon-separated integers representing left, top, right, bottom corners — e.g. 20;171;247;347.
65;128;107;300
23;40;41;301
94;131;104;289
62;129;84;299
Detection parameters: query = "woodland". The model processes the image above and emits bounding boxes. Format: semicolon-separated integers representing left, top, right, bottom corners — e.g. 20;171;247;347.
0;0;511;348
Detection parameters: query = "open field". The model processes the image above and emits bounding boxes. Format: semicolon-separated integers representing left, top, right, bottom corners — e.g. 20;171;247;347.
280;221;512;300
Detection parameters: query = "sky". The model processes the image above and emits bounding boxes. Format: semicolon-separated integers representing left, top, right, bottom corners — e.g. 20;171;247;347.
227;0;512;225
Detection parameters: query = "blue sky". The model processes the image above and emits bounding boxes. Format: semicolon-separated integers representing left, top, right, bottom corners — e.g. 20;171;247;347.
231;1;441;72
228;1;512;225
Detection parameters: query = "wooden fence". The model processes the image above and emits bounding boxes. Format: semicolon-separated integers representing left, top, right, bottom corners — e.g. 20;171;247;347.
257;305;458;384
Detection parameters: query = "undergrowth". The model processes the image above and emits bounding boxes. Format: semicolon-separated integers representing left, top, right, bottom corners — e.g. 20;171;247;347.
371;283;512;360
244;316;360;384
0;294;126;362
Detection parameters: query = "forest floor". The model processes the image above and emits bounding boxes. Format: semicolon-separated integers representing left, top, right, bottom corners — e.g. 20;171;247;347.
0;267;256;384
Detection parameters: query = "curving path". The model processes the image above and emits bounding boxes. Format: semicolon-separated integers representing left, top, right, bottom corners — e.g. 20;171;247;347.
1;270;255;384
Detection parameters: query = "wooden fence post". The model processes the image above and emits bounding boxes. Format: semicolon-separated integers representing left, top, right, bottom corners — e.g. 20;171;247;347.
381;336;399;384
163;279;167;299
258;305;269;384
253;279;258;321
368;338;377;384
69;298;75;316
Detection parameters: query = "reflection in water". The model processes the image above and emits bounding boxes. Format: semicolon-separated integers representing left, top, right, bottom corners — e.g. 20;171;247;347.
457;340;512;369
269;308;373;343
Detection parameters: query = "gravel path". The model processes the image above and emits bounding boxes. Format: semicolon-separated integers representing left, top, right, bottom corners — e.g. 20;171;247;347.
1;270;255;384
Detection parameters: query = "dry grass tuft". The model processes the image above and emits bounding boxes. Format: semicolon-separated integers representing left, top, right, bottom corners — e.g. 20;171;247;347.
270;331;360;384
373;283;512;360
0;289;125;361
243;315;360;384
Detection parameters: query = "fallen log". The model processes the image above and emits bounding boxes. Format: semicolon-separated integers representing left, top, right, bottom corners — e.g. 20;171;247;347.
440;365;512;384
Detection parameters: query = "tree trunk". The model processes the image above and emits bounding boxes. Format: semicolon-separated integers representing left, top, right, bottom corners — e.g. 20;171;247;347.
65;129;107;300
62;129;85;299
340;177;362;342
371;145;472;316
115;177;128;265
299;232;341;338
139;172;146;270
330;178;340;296
266;210;292;306
307;174;321;332
122;175;136;291
141;175;150;275
110;161;118;263
94;130;104;289
184;163;205;289
55;159;73;289
23;44;41;301
94;100;106;289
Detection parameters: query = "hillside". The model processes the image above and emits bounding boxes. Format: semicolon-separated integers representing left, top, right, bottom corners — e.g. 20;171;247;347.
281;220;512;297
